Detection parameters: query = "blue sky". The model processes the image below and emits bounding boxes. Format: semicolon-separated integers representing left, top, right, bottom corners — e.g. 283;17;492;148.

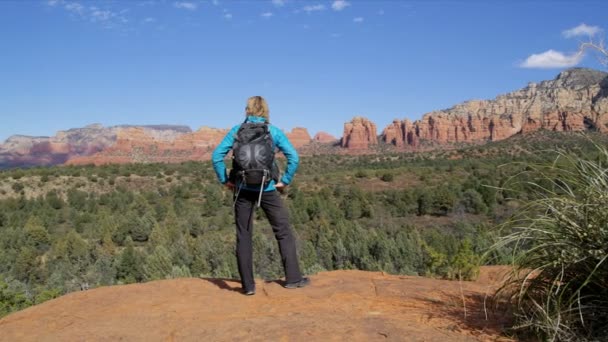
1;0;607;141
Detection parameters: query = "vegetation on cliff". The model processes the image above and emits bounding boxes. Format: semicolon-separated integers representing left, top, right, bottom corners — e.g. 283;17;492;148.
0;131;606;333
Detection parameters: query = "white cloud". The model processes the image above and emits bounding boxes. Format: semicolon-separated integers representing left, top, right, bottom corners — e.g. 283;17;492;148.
90;8;113;22
261;12;273;18
47;1;129;28
562;23;601;38
143;17;156;23
520;49;584;68
64;2;85;15
272;0;286;7
212;0;220;6
174;2;197;10
224;13;232;19
353;17;363;23
331;0;350;11
303;4;325;13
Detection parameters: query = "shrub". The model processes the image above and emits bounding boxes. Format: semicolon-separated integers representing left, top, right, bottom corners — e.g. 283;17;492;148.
380;173;394;182
11;182;24;193
354;170;368;178
493;141;608;341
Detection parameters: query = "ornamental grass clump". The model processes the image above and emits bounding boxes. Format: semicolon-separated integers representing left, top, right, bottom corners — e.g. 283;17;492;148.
494;141;608;341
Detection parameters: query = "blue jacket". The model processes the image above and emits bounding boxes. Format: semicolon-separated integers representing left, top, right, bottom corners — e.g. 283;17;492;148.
212;116;300;192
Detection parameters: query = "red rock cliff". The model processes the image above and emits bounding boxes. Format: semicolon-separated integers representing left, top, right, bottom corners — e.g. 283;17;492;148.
66;126;228;165
380;68;608;147
285;127;312;148
313;132;338;143
341;117;378;149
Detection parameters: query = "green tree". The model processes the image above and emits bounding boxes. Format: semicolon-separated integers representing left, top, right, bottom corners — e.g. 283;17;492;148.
24;216;50;252
144;246;173;280
448;239;480;281
13;247;40;283
116;237;143;283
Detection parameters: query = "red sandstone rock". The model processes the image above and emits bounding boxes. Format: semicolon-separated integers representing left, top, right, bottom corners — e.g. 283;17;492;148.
341;117;378;149
285;127;312;148
380;68;608;148
67;126;228;166
0;267;513;341
313;132;337;143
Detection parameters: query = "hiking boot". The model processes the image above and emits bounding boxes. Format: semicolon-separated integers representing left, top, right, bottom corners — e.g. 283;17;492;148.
243;286;256;296
284;277;310;289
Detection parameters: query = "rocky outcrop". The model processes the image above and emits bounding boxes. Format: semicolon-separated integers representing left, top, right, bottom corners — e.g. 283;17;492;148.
341;117;378;149
66;126;228;165
381;68;608;147
285;127;312;148
313;132;338;143
381;119;419;147
0;267;510;341
0;125;191;168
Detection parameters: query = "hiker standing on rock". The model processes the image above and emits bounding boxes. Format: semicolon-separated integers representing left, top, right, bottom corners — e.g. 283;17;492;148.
212;96;310;295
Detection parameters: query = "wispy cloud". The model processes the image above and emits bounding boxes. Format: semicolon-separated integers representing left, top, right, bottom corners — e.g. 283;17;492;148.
143;17;156;23
137;0;156;6
272;0;286;7
331;0;350;11
562;23;601;38
174;2;197;10
212;0;220;6
520;50;584;68
65;2;85;15
47;1;129;28
261;12;273;18
303;4;325;13
90;8;113;22
353;17;363;23
224;13;232;20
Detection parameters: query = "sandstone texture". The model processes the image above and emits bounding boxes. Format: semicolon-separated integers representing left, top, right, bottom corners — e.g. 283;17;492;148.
66;126;228;165
313;131;338;143
0;267;512;342
381;68;608;147
0;124;192;168
3;68;607;166
341;117;378;149
285;127;312;148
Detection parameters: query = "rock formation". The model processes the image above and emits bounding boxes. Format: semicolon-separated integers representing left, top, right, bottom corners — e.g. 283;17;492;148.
285;127;312;148
3;68;608;166
66;126;228;165
380;68;608;148
341;117;378;149
313;132;338;143
0;267;510;341
0;125;191;168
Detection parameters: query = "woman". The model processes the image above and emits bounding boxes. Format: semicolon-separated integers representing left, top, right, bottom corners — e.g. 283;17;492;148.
212;96;310;295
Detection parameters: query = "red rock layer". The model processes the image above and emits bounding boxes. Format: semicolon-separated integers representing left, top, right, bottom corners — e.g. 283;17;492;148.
341;117;378;149
67;127;228;165
379;68;608;148
313;132;337;143
285;127;312;148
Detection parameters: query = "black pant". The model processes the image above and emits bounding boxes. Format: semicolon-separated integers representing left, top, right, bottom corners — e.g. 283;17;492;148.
234;190;303;289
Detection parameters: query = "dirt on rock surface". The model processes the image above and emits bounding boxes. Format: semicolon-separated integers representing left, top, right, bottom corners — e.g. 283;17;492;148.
0;267;513;342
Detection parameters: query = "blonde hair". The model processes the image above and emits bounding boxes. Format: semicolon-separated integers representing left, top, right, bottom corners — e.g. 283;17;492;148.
245;96;270;122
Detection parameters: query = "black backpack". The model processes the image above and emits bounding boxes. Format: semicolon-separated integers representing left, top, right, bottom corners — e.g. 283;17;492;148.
230;122;278;187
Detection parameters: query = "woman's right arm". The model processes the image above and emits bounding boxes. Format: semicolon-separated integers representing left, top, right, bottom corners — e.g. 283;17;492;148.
212;126;239;184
